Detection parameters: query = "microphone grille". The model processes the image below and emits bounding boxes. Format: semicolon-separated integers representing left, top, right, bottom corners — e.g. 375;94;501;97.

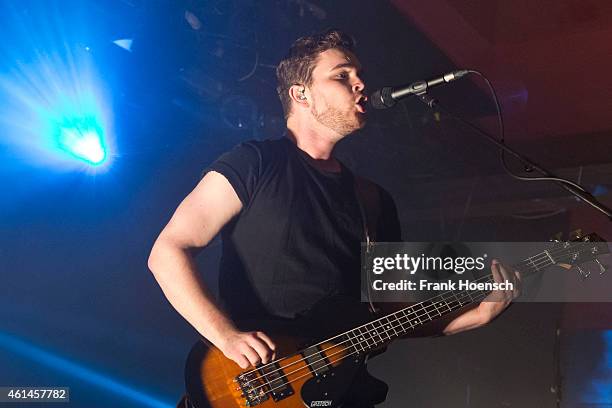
370;87;394;110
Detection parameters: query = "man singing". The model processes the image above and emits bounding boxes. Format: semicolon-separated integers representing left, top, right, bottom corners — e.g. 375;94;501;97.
148;29;520;407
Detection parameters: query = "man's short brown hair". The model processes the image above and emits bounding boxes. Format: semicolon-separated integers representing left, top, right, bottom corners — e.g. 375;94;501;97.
276;29;356;119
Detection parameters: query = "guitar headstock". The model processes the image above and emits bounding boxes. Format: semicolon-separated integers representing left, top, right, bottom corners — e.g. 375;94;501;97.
550;231;610;278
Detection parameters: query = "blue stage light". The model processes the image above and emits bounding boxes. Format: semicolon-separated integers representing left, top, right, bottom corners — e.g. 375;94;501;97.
0;52;114;171
0;331;174;408
55;116;107;166
0;3;115;172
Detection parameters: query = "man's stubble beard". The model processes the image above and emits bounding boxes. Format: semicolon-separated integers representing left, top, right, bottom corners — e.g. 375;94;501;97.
310;100;364;137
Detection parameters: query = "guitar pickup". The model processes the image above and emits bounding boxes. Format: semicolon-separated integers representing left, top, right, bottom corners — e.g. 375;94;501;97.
302;345;330;376
257;362;294;402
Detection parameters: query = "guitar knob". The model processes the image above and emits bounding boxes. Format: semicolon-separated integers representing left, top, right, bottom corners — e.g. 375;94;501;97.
595;259;608;274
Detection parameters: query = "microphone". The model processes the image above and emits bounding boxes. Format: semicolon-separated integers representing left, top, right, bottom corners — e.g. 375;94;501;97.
369;69;469;109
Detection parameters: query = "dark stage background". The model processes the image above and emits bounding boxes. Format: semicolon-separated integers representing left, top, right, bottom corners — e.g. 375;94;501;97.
1;1;612;407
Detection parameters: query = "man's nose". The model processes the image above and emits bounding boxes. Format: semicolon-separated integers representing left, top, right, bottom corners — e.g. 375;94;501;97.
353;78;365;93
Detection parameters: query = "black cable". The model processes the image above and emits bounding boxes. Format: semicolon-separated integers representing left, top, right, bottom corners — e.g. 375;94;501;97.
465;69;587;193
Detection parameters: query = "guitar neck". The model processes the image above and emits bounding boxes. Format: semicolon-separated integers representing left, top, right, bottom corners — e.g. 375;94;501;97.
338;248;558;353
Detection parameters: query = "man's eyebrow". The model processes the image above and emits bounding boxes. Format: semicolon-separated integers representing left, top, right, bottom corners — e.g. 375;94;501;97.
329;62;362;72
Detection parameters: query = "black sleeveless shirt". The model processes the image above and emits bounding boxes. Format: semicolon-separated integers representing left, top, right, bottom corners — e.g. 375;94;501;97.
206;137;400;321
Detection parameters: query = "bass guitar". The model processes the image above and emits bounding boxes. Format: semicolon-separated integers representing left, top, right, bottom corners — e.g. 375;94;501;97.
184;233;608;408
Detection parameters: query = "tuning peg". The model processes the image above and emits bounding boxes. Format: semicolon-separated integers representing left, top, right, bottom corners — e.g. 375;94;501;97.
570;229;583;240
550;232;563;242
595;259;608;274
577;266;590;279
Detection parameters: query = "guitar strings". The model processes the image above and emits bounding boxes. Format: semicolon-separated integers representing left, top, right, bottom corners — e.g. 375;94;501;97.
242;244;602;400
244;274;494;393
241;245;567;389
248;287;492;398
240;272;492;383
244;248;545;378
269;291;493;397
248;289;490;398
521;243;598;271
240;243;596;392
241;248;559;390
249;243;598;399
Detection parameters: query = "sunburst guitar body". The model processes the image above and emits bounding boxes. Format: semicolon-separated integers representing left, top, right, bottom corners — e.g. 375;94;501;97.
185;298;376;408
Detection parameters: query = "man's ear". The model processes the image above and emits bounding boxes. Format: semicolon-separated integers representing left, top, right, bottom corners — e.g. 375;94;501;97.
288;84;309;107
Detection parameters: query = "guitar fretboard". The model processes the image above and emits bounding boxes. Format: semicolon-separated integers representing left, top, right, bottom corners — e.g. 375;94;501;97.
344;248;560;353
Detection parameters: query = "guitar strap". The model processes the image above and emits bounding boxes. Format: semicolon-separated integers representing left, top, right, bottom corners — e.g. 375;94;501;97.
353;175;381;314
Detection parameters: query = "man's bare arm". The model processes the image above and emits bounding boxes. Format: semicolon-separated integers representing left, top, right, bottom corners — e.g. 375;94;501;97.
147;171;275;368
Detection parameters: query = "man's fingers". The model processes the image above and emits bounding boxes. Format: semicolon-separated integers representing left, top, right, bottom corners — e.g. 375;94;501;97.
255;332;276;362
223;331;278;368
490;260;519;302
256;331;276;352
514;270;522;297
240;343;261;367
248;335;274;364
236;355;250;369
491;260;503;283
496;261;513;282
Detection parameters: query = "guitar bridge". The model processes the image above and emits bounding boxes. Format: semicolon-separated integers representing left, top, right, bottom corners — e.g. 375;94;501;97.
236;372;269;406
236;362;294;406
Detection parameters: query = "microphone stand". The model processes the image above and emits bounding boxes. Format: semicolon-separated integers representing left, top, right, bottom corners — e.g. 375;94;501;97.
415;93;612;221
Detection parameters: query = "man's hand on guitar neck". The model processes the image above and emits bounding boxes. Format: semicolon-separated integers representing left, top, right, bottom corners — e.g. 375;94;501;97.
443;259;521;335
216;329;277;369
478;259;522;323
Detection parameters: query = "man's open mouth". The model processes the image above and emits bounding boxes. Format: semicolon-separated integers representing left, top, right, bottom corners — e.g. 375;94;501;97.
356;95;367;113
